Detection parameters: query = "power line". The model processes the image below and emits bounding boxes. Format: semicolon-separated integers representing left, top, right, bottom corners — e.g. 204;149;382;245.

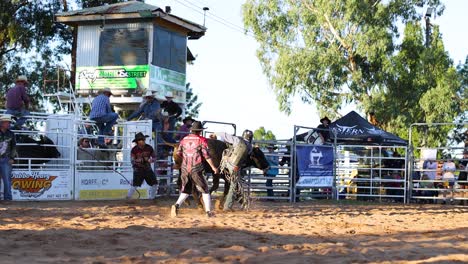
172;0;307;51
173;0;256;38
179;0;247;33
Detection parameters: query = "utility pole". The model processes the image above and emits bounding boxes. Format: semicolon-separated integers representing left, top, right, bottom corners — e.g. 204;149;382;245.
203;7;209;27
425;7;433;48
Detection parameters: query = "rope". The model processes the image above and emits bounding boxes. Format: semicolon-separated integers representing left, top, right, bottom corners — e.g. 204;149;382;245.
78;147;141;199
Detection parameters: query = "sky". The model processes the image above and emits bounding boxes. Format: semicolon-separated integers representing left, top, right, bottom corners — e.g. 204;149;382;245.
146;0;467;139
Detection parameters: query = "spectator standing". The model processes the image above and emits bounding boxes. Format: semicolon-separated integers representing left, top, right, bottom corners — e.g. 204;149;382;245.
127;91;163;145
6;75;30;128
420;174;437;203
317;116;331;143
160;91;182;143
0;115;17;201
171;121;218;218
175;116;194;141
265;145;278;199
458;150;468;205
424;159;438;181
127;132;158;199
441;156;456;204
89;88;118;146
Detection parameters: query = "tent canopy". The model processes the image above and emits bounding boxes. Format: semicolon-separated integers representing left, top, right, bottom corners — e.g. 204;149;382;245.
329;111;407;146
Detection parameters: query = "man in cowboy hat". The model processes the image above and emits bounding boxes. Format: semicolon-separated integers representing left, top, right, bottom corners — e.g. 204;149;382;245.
89;87;119;147
171;121;218;218
317;116;332;143
0;114;17;200
127;90;163;145
175;116;195;141
127;132;158;199
265;145;278;199
6;75;31;128
160;91;182;143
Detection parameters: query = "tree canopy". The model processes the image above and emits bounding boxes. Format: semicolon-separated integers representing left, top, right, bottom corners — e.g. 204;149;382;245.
243;0;466;147
253;126;277;141
0;0;127;111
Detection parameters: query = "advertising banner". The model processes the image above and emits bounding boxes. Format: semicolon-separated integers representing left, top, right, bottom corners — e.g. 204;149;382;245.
12;170;72;200
149;65;186;103
76;171;150;200
296;145;334;187
76;65;149;90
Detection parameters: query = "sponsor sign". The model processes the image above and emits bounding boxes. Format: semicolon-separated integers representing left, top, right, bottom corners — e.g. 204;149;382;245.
149;65;186;103
76;65;149;90
296;145;334;187
421;148;437;161
12;170;72;200
76;172;150;200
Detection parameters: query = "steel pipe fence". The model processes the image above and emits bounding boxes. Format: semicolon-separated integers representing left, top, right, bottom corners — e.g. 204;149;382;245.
408;122;468;205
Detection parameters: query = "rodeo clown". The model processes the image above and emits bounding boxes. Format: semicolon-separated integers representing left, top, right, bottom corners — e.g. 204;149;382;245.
126;132;158;199
171;121;219;218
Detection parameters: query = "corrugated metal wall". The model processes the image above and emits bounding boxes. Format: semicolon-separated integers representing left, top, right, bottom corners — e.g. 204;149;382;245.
76;22;153;67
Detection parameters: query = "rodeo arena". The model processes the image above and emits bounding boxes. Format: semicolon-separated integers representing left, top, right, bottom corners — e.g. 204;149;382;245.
1;2;467;263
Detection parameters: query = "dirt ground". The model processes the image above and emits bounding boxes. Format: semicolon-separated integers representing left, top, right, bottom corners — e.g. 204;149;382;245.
0;198;467;264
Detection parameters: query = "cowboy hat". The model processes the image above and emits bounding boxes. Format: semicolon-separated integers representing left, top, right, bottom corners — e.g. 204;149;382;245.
143;90;155;98
0;114;13;122
191;121;206;131
320;116;331;123
165;91;174;98
16;75;28;83
182;116;195;123
132;132;149;142
100;87;113;95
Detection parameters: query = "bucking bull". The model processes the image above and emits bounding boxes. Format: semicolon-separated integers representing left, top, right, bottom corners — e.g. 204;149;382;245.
171;138;269;209
15;134;61;165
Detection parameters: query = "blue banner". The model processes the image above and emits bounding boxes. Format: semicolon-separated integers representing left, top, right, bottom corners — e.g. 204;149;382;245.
296;145;334;187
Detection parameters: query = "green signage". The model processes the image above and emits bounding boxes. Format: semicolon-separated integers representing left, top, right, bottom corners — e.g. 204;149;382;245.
76;65;150;90
150;65;186;90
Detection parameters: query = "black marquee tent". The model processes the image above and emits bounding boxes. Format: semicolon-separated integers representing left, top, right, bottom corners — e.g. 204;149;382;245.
329;111;407;146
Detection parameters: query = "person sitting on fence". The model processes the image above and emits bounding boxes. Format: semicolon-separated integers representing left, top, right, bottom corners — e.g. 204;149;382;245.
6;75;30;128
89;88;119;147
127;91;163;146
317;116;331;143
265;145;279;200
175;116;194;141
126;132;158;200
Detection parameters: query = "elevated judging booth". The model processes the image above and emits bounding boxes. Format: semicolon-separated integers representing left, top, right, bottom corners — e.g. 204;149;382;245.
55;0;206;110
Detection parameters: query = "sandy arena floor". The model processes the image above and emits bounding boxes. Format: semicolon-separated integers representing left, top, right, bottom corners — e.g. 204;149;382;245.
0;199;467;263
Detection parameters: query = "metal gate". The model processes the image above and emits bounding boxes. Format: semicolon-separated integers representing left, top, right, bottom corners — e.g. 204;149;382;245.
408;122;468;204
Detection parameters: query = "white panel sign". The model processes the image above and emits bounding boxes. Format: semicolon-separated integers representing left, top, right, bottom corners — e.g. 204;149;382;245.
11;170;72;200
76;171;151;200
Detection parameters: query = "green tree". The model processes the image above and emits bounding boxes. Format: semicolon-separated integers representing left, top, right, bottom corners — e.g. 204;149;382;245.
184;82;202;119
243;0;444;118
253;126;276;141
369;23;464;147
243;0;465;146
0;0;68;110
0;0;127;112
